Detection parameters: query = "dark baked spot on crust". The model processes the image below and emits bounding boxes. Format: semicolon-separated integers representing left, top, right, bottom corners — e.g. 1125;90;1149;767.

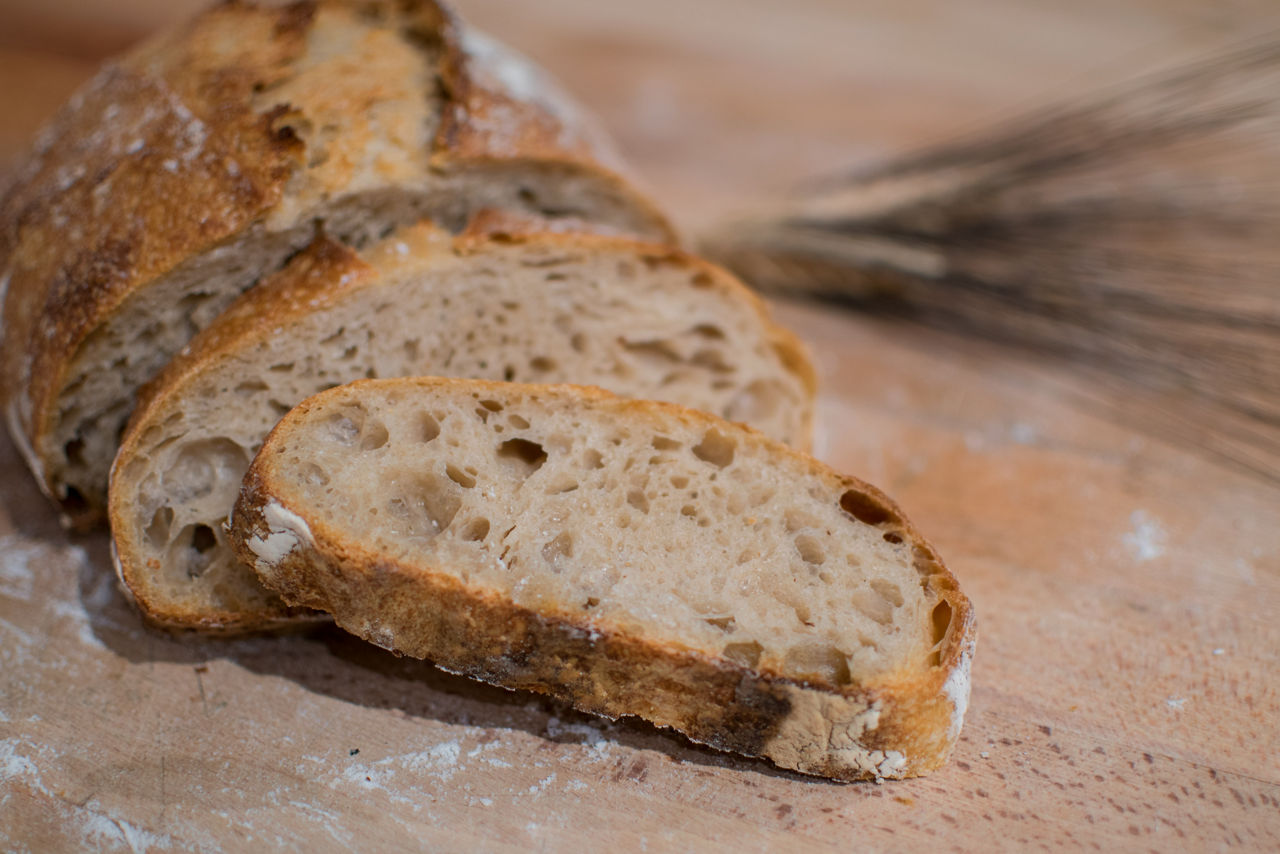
273;0;318;37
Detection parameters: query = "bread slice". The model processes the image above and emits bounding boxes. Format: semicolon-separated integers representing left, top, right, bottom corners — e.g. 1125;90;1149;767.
1;0;672;527
227;378;974;781
109;219;814;632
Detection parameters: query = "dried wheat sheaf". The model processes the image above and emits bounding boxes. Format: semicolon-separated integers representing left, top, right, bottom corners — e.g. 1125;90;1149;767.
704;37;1280;484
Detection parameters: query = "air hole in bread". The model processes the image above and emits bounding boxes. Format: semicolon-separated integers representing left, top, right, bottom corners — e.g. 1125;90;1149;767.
301;463;330;487
64;438;86;468
234;380;269;396
584;597;599;609
460;518;490;542
508;414;531;430
690;271;713;288
545;475;579;495
446;464;476;489
692;429;735;468
839;489;896;527
883;531;904;544
542;532;574;570
782;592;813;626
387;473;460;539
784;509;820;534
570;332;586;353
651;436;680;451
626;490;650;514
680;504;697;517
785;644;852;686
912;545;938;578
931;600;954;663
693;324;725;340
503;366;515;381
794;535;825;565
163;439;249;503
418;413;441;442
341;345;359;360
359;418;389;451
705;616;736;633
670;475;689;489
268;399;292;417
530;356;556;372
582;449;604;469
622;338;681;367
269;362;295;373
496;438;546;480
723;641;763;669
172;523;218;579
327;411;361;445
403;339;420;361
691;349;733;373
145;506;174;549
191;524;217;554
852;589;894;625
726;380;783;424
870;578;904;608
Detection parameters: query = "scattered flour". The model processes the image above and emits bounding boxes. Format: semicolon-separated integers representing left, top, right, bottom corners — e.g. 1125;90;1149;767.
1122;510;1166;562
1;738;197;853
942;641;974;742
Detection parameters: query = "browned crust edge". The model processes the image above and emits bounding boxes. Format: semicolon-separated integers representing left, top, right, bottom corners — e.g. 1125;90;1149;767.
228;377;975;780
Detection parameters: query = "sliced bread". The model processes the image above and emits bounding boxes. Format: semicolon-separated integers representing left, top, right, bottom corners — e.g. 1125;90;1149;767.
1;0;672;527
109;220;814;632
228;378;974;780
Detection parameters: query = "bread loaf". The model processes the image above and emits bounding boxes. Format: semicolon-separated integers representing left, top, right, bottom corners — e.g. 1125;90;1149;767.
0;0;672;527
228;378;974;780
109;219;814;632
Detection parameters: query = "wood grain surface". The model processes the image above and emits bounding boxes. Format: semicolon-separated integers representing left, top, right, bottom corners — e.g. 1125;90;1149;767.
1;1;1278;850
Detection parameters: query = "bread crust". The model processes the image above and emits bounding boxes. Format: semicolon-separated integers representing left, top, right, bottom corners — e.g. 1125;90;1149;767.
1;0;673;526
109;220;816;631
228;378;975;780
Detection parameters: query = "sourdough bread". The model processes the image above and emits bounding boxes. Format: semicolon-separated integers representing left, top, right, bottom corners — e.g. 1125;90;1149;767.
228;378;973;780
1;0;672;527
109;220;814;632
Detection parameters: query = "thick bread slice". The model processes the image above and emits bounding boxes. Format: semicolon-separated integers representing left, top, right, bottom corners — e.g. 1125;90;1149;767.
228;378;974;781
109;220;815;632
0;0;672;527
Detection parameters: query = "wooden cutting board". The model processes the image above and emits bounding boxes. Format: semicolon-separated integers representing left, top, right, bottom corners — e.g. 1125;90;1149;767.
2;2;1277;850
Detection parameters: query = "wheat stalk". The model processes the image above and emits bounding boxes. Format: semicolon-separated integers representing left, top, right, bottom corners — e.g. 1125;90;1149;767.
702;37;1280;484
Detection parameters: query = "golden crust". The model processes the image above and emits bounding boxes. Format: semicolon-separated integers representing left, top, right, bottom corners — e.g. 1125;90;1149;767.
1;1;309;497
109;220;817;632
1;0;674;525
229;377;975;780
